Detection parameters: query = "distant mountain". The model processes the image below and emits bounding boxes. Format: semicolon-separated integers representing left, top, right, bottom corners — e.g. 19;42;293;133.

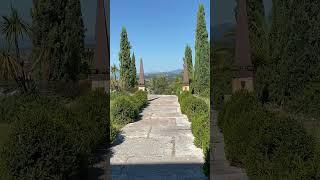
144;69;182;76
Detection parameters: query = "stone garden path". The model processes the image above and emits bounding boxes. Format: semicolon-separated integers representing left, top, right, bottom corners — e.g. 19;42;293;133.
211;109;248;180
110;95;207;180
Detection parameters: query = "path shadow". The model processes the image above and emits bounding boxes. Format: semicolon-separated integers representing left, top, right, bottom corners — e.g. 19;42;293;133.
110;163;208;180
109;131;126;159
148;97;159;102
86;141;109;180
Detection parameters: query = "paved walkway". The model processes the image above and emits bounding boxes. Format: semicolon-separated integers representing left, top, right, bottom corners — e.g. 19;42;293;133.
111;95;207;180
211;109;248;180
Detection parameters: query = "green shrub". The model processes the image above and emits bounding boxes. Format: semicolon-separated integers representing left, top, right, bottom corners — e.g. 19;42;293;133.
178;92;210;177
220;90;320;178
1;104;79;179
110;124;120;144
244;113;318;178
110;91;128;101
71;89;109;154
191;112;209;149
180;96;208;119
203;147;210;177
130;90;148;110
0;90;109;179
111;96;137;124
218;90;259;132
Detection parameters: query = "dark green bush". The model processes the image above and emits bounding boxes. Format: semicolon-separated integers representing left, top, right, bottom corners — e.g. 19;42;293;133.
219;90;320;178
203;147;210;177
1;103;79;179
70;89;109;154
0;90;109;179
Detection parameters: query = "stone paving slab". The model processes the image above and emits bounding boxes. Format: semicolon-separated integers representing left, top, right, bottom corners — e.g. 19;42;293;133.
110;95;207;179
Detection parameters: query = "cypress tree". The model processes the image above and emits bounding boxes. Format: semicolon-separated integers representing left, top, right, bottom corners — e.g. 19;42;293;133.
119;27;131;90
130;52;137;87
63;0;85;82
32;0;84;81
184;45;193;80
32;0;67;80
194;4;209;94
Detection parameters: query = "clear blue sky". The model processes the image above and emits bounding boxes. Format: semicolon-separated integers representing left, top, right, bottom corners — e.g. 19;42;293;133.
110;0;210;73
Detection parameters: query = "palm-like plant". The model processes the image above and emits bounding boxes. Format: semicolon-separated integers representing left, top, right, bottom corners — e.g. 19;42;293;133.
0;6;29;64
1;6;30;92
111;64;119;80
0;48;20;80
111;64;119;90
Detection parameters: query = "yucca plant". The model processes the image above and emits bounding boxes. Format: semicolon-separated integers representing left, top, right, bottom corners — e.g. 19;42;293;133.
0;6;30;92
0;48;20;80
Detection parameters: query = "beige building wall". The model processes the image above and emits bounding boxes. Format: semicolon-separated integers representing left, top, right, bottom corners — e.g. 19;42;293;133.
182;85;190;92
232;77;253;93
138;86;146;91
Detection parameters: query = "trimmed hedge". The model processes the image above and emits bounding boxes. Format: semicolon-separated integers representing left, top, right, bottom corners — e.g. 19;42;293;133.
0;89;108;179
218;90;320;178
179;92;209;119
110;90;148;144
178;92;210;176
111;96;138;124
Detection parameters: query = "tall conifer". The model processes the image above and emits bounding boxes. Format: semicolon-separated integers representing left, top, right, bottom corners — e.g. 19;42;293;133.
194;4;209;94
119;27;131;90
184;45;193;80
130;52;137;87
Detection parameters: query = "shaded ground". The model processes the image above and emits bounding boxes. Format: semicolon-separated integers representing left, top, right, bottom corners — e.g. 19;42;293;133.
0;123;10;146
110;95;206;179
211;109;248;180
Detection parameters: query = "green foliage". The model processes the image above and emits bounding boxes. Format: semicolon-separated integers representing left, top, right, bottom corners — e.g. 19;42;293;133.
111;96;137;124
178;92;210;176
63;0;85;82
219;91;320;178
203;147;210;176
255;0;320;116
130;53;137;87
119;27;132;90
0;90;108;179
179;95;208;119
1;105;78;179
31;0;85;81
194;4;209;95
130;90;148;110
184;45;193;79
149;75;169;94
110;91;148;143
191;112;209;150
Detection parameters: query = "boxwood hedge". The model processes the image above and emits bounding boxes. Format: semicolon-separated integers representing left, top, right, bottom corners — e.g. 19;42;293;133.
218;90;320;178
178;92;210;176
